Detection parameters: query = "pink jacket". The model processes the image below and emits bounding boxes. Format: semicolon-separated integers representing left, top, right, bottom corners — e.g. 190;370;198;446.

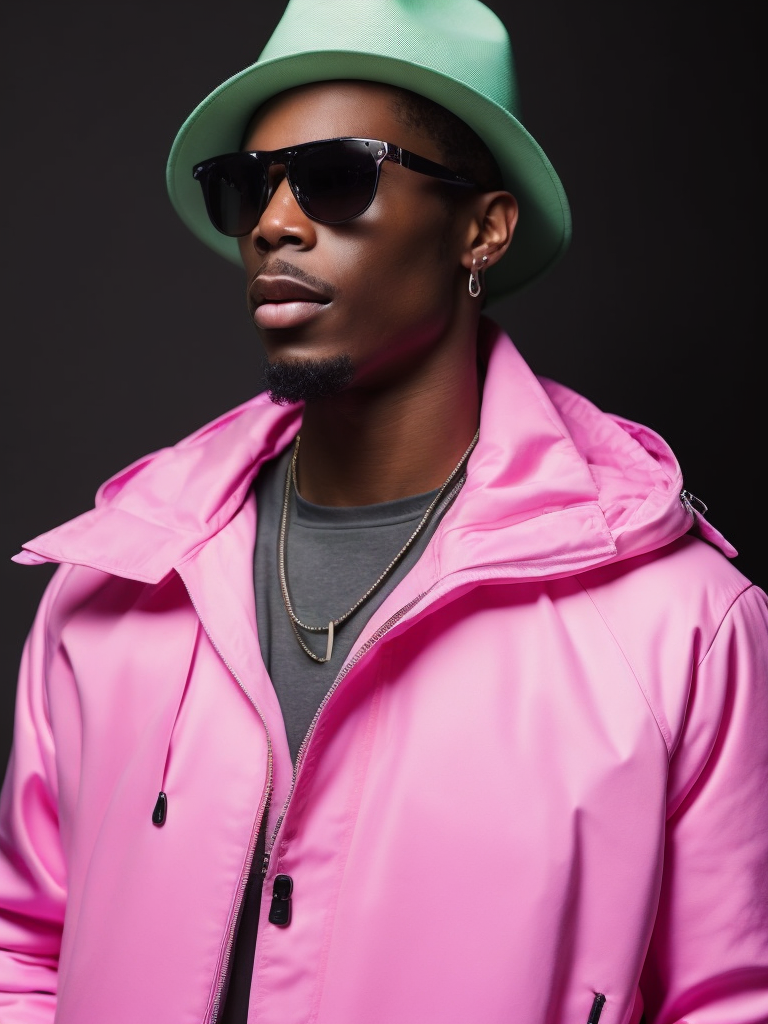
2;323;767;1024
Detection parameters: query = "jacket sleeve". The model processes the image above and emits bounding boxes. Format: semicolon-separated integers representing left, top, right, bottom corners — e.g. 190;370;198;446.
0;573;67;1024
640;584;768;1024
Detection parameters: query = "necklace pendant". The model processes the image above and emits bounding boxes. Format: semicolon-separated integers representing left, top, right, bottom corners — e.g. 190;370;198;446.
325;620;335;662
280;429;480;664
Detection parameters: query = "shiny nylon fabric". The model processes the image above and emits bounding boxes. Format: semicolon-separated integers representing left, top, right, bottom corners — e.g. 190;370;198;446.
1;323;767;1023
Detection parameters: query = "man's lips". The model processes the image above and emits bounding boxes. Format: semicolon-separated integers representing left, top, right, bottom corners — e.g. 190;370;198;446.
250;274;332;330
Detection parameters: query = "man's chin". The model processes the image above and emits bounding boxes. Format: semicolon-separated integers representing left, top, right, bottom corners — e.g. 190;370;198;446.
263;355;355;405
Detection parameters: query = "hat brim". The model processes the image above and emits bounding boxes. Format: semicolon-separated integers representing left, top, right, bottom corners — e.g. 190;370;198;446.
166;51;571;301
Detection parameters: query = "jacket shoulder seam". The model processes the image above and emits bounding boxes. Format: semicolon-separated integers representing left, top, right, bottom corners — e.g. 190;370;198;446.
695;583;759;669
575;575;674;756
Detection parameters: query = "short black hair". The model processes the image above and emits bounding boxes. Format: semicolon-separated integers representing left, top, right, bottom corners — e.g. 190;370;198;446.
389;87;503;193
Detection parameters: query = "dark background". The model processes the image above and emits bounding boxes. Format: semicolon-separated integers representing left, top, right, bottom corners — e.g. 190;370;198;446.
1;2;762;770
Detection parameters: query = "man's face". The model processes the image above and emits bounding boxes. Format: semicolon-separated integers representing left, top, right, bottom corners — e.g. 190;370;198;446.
238;81;477;394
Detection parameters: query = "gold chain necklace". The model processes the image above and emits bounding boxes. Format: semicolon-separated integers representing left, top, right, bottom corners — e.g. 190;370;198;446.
278;428;480;663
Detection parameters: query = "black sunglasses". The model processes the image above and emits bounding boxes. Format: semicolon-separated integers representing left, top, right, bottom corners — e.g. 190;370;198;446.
193;137;477;235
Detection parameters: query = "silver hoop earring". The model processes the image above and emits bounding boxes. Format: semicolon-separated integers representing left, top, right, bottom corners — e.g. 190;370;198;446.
468;254;488;298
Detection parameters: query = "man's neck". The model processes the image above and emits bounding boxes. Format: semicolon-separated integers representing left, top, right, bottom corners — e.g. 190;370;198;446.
294;331;481;507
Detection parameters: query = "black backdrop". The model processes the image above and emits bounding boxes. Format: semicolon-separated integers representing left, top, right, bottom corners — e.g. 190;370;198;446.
0;1;762;769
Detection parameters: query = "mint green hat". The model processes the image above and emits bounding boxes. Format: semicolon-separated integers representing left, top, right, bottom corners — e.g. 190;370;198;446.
166;0;571;300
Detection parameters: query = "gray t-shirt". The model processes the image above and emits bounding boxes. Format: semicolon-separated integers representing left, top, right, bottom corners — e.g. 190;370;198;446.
254;445;463;761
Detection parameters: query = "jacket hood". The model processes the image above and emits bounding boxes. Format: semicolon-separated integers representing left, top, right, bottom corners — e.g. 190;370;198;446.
14;321;734;584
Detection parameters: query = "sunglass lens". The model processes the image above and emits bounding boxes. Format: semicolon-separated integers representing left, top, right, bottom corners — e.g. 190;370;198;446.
199;155;265;237
292;140;379;223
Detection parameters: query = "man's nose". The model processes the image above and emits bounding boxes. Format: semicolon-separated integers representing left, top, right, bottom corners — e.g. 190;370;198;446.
251;174;318;254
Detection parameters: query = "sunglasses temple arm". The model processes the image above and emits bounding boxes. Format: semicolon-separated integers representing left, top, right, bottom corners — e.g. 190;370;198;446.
390;146;476;187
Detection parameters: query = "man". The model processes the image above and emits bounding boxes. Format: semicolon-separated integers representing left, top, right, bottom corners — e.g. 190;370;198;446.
1;1;766;1022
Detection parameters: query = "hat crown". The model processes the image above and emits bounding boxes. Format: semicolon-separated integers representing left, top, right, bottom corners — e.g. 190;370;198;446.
259;0;519;114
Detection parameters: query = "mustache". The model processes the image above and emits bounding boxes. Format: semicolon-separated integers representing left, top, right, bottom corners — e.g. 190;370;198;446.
252;258;337;300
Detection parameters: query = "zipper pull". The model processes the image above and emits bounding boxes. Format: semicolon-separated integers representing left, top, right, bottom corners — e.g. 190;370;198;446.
268;873;293;927
681;489;708;516
152;791;167;827
587;992;606;1023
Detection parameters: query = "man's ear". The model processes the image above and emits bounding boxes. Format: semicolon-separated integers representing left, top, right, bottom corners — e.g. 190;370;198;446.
460;192;519;272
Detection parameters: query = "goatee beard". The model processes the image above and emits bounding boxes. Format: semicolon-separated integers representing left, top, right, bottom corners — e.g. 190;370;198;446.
262;355;355;405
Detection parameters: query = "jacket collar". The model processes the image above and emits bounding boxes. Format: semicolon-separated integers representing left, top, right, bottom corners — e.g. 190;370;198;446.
15;321;701;585
14;398;302;583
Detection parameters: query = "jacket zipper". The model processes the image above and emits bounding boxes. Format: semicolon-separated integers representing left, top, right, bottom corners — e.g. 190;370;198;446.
262;592;426;873
196;486;466;1009
177;574;274;1024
